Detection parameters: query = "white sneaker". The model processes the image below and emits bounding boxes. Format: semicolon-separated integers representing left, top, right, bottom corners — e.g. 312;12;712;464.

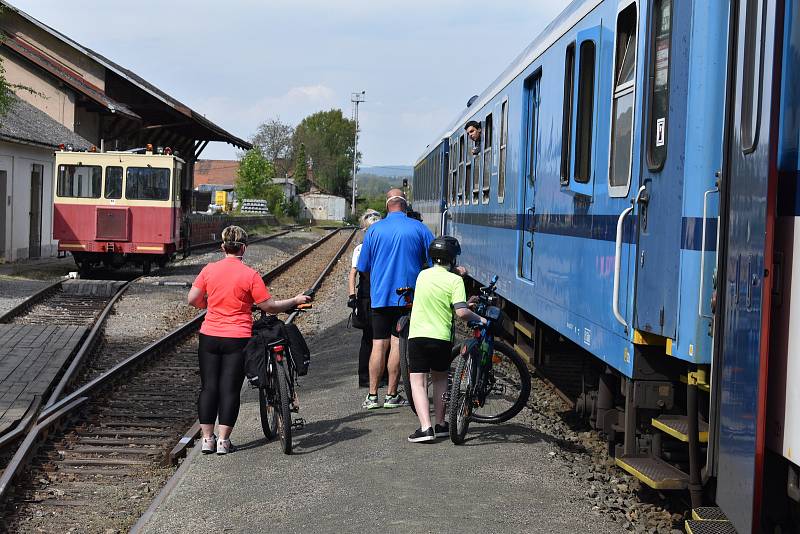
201;434;216;454
216;438;235;455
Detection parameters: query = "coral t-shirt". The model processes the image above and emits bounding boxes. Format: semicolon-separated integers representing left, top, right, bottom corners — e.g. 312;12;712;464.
192;257;271;338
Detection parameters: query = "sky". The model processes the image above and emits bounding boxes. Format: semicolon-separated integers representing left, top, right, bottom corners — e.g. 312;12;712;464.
11;0;571;167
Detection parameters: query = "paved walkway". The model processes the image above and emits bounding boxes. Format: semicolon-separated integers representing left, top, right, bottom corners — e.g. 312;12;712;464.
0;324;86;435
142;321;622;534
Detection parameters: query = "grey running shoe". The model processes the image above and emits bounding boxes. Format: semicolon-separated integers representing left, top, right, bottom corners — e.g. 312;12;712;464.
216;438;235;455
201;434;216;454
434;423;449;438
408;427;435;443
362;394;381;410
383;393;408;408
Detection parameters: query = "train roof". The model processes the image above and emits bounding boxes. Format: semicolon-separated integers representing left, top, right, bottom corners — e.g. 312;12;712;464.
414;0;601;166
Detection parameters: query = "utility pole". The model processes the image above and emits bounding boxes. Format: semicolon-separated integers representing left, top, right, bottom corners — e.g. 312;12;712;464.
351;91;366;215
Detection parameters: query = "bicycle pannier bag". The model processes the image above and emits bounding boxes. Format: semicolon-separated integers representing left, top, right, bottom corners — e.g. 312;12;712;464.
284;322;311;376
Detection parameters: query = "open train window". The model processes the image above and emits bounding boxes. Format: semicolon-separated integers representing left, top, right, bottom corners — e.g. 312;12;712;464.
458;135;465;204
482;113;493;203
57;165;101;198
741;0;765;153
560;43;575;186
609;3;637;197
105;166;123;199
498;99;508;203
647;0;671;170
574;40;596;184
126;167;170;201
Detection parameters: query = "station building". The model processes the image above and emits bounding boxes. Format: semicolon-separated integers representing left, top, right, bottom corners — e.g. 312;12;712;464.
0;0;250;261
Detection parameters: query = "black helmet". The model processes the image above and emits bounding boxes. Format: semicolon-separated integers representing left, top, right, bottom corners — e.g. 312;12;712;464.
429;236;461;265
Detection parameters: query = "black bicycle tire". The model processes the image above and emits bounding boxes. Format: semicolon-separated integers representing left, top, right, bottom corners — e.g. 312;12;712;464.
470;340;531;423
448;352;471;444
398;331;416;414
275;359;293;454
258;386;277;440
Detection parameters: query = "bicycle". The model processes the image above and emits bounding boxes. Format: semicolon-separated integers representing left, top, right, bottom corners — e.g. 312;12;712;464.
394;286;416;413
255;305;311;455
447;275;531;444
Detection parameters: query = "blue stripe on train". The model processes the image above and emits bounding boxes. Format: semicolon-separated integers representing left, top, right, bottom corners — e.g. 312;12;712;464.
449;212;718;252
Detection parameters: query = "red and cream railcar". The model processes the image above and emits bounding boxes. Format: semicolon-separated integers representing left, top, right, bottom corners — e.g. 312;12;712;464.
53;147;185;273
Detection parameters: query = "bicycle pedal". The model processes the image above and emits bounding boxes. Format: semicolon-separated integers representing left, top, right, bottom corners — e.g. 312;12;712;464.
291;418;305;430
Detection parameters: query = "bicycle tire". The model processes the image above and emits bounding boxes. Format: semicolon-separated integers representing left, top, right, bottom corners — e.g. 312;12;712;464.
274;359;293;454
398;330;416;414
258;386;277;440
471;340;531;423
448;351;472;444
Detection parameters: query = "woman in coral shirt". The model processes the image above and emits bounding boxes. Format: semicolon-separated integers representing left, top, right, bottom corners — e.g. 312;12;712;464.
188;226;310;455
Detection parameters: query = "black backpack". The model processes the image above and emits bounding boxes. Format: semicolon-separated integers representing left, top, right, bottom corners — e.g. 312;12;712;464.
244;315;311;387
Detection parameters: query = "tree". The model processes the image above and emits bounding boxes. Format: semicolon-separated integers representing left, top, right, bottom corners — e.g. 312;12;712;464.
292;109;360;197
293;142;309;193
251;117;294;177
235;147;276;201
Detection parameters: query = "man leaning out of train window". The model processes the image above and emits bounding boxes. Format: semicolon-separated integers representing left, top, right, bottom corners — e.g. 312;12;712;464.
465;120;481;155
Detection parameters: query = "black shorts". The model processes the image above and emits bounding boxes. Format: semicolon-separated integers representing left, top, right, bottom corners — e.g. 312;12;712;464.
371;306;407;339
408;337;453;373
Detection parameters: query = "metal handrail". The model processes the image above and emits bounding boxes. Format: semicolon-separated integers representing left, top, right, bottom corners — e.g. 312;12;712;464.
698;187;719;318
612;185;645;329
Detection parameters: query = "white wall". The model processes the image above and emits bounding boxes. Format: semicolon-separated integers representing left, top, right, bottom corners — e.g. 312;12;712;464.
299;194;346;222
0;142;57;261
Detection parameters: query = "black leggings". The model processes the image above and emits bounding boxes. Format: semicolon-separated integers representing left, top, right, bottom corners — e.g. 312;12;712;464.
198;333;248;427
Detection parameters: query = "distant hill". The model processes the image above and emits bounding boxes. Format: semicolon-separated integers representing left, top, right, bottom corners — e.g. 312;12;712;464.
358;165;412;178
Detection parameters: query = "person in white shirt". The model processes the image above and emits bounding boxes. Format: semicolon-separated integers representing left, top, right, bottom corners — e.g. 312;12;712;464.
348;210;381;387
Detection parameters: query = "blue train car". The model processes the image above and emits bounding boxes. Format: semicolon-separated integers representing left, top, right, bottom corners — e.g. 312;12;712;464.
412;140;448;235
414;0;800;531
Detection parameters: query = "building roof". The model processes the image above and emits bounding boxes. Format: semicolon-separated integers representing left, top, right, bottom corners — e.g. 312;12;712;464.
194;159;240;186
0;95;92;149
0;0;252;150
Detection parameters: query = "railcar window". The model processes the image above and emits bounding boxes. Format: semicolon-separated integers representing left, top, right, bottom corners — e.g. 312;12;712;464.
105;166;123;199
458;135;466;204
450;140;457;204
741;0;765;153
561;43;576;185
472;125;480;204
647;0;671;170
483;114;493;203
466;158;474;204
498;100;508;202
125;167;171;201
57;165;102;198
575;41;596;184
609;4;637;194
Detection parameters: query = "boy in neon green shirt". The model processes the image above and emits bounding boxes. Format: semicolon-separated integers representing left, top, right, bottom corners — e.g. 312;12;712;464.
407;236;486;443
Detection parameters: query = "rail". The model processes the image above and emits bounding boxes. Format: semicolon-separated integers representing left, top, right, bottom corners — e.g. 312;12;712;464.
0;279;64;324
0;228;352;506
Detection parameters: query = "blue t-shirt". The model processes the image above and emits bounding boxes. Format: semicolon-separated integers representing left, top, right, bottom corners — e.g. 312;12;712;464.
356;211;434;308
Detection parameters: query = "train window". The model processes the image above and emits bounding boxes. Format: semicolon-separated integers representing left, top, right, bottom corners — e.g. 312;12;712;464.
125;167;171;201
458;134;465;204
574;40;596;184
471;128;480;205
609;4;637;195
741;0;765;153
498;99;508;202
483;114;493;203
560;43;575;186
57;165;102;198
104;166;123;199
450;140;457;204
647;0;671;170
466;157;474;204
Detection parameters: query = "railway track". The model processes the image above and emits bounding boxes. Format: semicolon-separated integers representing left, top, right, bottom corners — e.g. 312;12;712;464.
0;227;356;533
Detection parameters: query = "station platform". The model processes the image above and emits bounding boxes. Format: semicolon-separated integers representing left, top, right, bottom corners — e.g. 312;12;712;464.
0;324;86;436
139;320;622;534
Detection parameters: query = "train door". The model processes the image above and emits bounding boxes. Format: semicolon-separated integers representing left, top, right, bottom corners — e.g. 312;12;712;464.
714;1;783;531
0;170;6;260
633;0;683;338
28;163;43;259
519;73;541;281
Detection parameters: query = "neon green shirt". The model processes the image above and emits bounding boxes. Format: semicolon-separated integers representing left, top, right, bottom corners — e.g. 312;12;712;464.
408;265;467;341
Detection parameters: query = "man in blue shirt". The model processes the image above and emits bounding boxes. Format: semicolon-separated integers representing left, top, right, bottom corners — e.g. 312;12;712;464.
356;189;434;409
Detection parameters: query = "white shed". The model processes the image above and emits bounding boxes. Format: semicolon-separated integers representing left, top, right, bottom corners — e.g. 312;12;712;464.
298;193;346;222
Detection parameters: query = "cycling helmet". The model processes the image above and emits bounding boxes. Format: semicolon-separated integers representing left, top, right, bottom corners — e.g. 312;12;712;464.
360;209;381;229
429;236;461;266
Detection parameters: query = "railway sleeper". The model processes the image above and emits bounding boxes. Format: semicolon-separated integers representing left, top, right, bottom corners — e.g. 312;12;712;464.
75;429;173;438
60;446;163;456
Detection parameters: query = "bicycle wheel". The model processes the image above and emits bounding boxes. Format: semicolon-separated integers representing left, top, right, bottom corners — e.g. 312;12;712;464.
448;351;473;444
274;359;293;454
471;340;531;423
258;386;277;440
398;327;416;414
